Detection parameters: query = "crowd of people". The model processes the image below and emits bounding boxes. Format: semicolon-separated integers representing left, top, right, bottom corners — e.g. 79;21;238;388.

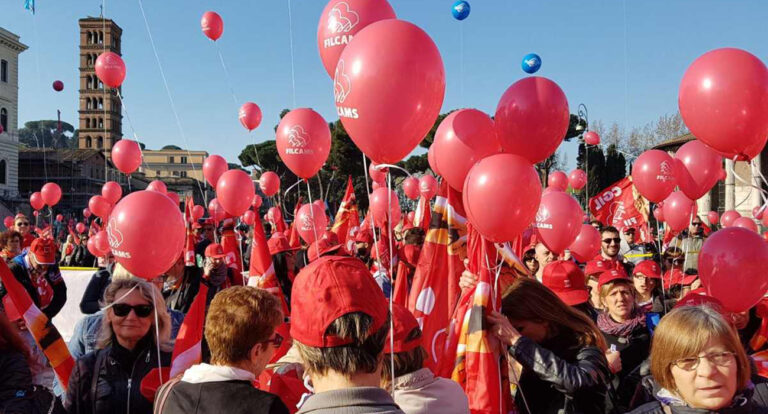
0;209;767;414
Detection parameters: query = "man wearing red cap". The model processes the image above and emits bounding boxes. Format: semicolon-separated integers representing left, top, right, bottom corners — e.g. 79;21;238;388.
381;304;469;413
1;238;67;320
542;260;598;321
290;256;403;413
203;243;235;293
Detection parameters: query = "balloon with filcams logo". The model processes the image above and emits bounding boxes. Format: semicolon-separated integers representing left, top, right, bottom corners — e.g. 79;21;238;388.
95;52;126;88
275;108;331;179
521;53;541;74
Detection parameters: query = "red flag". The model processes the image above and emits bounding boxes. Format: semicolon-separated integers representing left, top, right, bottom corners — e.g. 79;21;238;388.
248;214;289;314
170;284;208;377
407;180;467;371
67;225;81;246
0;260;74;392
269;206;288;234
331;176;360;245
413;195;431;234
589;177;653;243
183;197;196;266
220;224;243;286
447;226;512;413
393;244;420;307
289;197;304;249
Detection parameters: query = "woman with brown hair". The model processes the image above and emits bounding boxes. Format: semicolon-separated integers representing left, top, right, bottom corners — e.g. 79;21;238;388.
0;230;22;262
628;305;768;413
488;277;612;414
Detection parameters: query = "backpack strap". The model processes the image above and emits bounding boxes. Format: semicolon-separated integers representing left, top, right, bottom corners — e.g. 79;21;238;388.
153;376;182;414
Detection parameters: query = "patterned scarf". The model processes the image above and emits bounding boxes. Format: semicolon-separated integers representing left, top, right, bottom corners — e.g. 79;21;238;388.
597;308;646;337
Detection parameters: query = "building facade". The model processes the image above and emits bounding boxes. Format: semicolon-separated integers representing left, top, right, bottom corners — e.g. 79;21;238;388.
0;27;28;200
77;18;122;152
141;148;207;182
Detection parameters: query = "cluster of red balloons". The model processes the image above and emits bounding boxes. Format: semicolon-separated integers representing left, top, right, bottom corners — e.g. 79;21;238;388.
29;182;62;211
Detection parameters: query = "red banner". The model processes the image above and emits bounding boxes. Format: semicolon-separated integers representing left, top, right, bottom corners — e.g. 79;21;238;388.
589;177;652;242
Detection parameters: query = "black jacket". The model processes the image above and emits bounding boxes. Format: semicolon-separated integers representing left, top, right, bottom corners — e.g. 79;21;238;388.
509;335;612;414
0;351;34;413
65;336;171;414
163;266;203;314
1;258;67;319
79;266;113;314
155;379;289;414
603;323;651;410
627;382;768;413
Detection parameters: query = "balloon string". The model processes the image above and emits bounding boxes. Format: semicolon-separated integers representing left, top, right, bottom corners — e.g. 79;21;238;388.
373;163;413;179
305;180;320;247
101;4;108;183
286;0;297;108
728;156;768;206
236;222;247;286
655;218;668;314
385;172;396;399
151;287;164;388
114;90;148;172
459;20;465;102
214;42;239;105
283;179;304;212
136;0;207;204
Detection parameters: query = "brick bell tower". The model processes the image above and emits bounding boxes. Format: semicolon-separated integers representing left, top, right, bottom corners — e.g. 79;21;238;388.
77;17;123;152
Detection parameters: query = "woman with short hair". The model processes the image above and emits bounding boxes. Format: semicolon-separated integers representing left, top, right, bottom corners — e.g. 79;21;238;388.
0;230;22;262
628;305;768;413
488;278;612;414
65;278;172;414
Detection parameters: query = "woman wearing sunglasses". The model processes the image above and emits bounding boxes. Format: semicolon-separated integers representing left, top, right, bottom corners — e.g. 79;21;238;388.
65;278;172;414
156;286;289;414
628;305;768;413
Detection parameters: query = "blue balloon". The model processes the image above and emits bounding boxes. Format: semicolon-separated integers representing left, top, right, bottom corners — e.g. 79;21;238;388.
452;1;470;21
521;53;542;74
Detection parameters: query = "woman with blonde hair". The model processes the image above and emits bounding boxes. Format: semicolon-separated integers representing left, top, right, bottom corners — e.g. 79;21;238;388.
488;278;612;414
629;305;768;413
65;277;172;414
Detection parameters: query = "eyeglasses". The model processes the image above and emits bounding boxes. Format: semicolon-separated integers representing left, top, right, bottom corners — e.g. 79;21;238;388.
112;303;154;318
16;222;29;226
691;222;702;227
264;332;284;348
672;351;736;371
602;238;621;244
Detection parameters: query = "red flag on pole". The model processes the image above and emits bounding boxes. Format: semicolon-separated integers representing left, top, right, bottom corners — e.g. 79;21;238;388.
407;180;467;371
413;195;431;234
170;284;208;377
0;260;74;392
288;197;303;249
589;177;653;243
331;176;359;246
183;196;196;266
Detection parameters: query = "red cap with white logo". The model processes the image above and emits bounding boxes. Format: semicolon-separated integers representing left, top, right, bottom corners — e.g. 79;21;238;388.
542;260;589;306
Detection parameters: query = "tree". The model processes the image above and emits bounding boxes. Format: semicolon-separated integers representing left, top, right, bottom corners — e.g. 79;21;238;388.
399;153;429;174
162;145;182;150
536;150;566;187
18;120;77;149
576;142;606;206
603;144;627;189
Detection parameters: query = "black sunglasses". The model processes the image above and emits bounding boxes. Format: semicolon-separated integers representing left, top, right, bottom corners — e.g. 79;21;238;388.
602;238;621;244
691;222;702;226
16;222;30;226
112;303;154;318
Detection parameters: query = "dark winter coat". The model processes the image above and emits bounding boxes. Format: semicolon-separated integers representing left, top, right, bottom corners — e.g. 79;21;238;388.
627;381;768;414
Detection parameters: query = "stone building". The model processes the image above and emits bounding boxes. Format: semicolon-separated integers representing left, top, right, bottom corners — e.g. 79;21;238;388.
654;134;767;225
141;147;207;182
0;27;27;203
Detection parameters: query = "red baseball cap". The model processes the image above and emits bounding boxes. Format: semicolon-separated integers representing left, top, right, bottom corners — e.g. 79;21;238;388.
30;238;56;265
542;260;589;306
204;243;227;259
192;222;203;230
267;232;298;255
633;260;661;279
352;229;373;245
308;231;342;262
384;304;421;353
674;290;725;315
597;268;630;291
664;269;698;287
622;225;636;234
290;256;388;348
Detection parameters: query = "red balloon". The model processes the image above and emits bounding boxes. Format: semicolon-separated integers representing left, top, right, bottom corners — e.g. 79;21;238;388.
721;210;741;227
216;169;255;217
276;108;331;179
654;206;665;222
203;155;228;188
239;102;262;131
201;11;224;41
32;211;39;218
754;206;765;220
2;216;12;228
89;195;113;219
707;211;720;226
112;139;142;174
108;191;185;279
252;195;262;209
259;172;280;197
313;200;325;210
87;237;100;257
679;48;768;161
335;19;445;164
407;211;415;224
463;153;542;243
662;191;697;232
419;175;438;200
208;198;226;223
495;77;570;164
76;222;86;234
699;227;768;312
584;131;600;146
369;163;387;184
147;180;167;195
370;188;401;229
402;177;420;200
95;52;126;88
296;204;328;244
633;150;677;203
56;214;63;222
547;171;568;191
102;181;123;204
371;181;381;191
568;169;587;191
41;183;62;207
535;191;583;255
83;208;92;218
30;192;44;210
267;207;282;225
52;80;64;92
764;231;768;243
432;109;501;191
674;140;722;200
192;205;205;221
93;230;110;257
317;0;396;78
242;210;256;226
733;217;758;232
166;192;180;207
569;224;601;262
427;145;441;176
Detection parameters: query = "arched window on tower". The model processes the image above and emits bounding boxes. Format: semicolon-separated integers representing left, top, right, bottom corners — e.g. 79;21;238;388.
85;137;92;148
98;118;104;129
97;137;104;149
86;119;91;129
98;31;104;44
98;98;104;110
0;108;7;132
87;32;93;44
86;99;92;110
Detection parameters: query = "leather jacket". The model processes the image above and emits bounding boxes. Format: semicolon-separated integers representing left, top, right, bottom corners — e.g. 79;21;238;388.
509;335;612;414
